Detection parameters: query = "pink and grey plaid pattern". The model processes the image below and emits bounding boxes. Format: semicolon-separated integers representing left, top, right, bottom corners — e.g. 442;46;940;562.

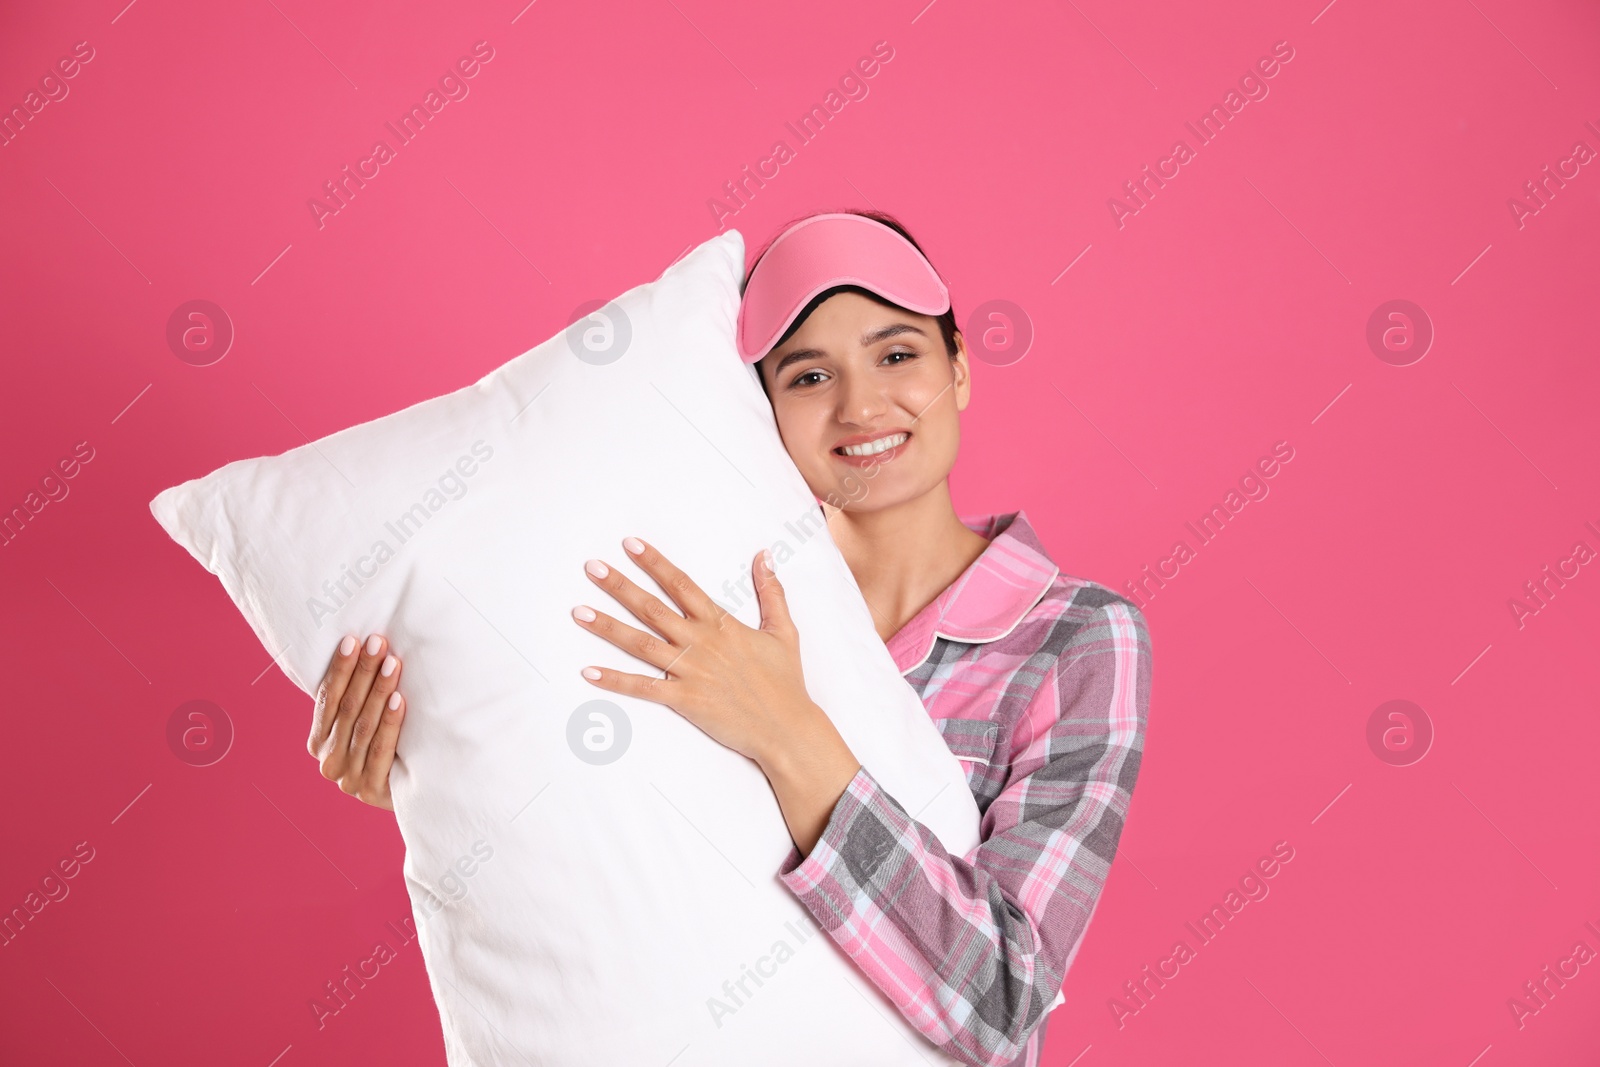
777;511;1152;1067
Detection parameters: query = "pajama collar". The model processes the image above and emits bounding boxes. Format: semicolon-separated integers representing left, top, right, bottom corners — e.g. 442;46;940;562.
886;510;1061;675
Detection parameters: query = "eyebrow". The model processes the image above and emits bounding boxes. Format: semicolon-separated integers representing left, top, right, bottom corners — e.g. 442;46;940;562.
768;323;930;376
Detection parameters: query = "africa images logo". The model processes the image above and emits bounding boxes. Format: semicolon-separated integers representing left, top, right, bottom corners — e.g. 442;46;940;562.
306;41;496;230
306;441;495;627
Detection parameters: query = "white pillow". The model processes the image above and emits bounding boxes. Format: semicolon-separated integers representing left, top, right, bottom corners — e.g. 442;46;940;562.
150;230;979;1067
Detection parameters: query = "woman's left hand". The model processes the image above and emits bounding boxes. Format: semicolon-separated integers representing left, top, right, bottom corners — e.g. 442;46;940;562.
571;537;827;771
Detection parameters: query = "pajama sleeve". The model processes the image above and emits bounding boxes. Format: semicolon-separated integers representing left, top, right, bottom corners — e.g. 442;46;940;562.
776;599;1151;1067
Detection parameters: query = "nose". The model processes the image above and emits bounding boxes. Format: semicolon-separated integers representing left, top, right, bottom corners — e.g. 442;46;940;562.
834;365;891;426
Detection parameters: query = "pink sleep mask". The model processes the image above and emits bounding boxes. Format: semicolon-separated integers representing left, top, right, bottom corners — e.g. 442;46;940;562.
736;213;950;363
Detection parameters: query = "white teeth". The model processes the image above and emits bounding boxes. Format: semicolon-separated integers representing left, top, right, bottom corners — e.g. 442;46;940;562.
839;432;908;457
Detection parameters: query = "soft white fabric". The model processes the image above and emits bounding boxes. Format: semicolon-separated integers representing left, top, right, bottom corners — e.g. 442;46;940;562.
150;231;979;1067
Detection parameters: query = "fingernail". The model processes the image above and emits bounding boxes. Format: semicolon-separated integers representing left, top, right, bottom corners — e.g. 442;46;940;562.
586;559;609;579
365;634;383;655
761;548;775;574
572;605;597;622
623;536;645;555
381;654;398;677
582;667;602;681
339;635;356;656
388;692;402;710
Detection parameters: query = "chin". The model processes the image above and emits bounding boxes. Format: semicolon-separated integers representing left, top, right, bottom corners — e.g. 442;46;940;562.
821;472;930;514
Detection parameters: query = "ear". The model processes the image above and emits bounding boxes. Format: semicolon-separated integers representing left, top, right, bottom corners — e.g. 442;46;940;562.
951;332;973;413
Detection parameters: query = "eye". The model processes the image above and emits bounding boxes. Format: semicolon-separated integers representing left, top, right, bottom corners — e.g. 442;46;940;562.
788;368;829;389
882;347;919;366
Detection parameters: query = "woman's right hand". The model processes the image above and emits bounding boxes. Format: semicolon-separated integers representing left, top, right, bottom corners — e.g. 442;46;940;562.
308;633;406;811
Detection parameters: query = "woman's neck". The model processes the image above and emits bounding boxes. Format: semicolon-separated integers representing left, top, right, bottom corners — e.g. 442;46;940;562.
824;484;993;644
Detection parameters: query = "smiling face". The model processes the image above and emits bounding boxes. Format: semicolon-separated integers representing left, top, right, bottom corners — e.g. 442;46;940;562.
756;290;972;514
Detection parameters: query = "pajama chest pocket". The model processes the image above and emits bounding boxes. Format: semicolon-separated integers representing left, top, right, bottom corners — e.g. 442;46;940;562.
937;718;1000;769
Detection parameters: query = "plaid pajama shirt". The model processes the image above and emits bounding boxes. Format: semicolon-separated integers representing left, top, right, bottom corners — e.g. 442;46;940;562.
777;511;1151;1067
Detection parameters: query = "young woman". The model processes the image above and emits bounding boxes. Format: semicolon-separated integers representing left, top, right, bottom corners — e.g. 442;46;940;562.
306;210;1152;1067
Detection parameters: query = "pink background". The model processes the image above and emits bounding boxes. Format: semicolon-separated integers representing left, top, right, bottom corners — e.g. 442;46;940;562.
2;0;1597;1063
